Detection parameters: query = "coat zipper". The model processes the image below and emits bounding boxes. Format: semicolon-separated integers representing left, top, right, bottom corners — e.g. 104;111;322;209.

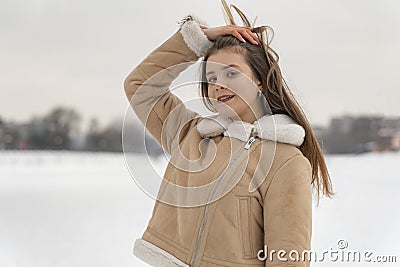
189;129;257;266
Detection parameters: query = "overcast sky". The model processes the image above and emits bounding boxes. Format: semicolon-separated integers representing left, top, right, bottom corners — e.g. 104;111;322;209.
1;0;399;132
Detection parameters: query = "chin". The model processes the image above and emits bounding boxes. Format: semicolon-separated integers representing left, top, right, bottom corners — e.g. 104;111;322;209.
216;107;241;120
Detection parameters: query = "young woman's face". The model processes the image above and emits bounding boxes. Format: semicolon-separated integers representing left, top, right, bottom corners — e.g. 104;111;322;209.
206;49;262;123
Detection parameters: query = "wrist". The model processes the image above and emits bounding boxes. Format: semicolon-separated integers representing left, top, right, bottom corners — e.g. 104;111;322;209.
201;28;213;41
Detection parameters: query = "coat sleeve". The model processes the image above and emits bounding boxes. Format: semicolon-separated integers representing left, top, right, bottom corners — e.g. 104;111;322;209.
262;153;313;267
123;16;213;155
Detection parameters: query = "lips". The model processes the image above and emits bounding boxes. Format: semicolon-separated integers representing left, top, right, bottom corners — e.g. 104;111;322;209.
217;95;235;103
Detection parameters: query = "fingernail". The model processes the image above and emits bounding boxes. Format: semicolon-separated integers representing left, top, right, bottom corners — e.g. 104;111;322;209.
253;40;259;45
242;38;246;43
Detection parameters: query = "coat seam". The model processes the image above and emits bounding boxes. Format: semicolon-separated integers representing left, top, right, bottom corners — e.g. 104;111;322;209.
262;152;303;200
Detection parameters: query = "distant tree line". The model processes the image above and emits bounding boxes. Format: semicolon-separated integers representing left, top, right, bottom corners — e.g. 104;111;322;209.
0;106;163;156
1;107;399;154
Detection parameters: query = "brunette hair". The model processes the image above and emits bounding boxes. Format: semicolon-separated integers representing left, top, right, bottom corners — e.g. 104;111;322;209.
200;0;334;200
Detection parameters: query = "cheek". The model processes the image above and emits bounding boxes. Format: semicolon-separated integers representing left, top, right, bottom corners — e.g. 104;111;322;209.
230;79;259;104
207;85;215;98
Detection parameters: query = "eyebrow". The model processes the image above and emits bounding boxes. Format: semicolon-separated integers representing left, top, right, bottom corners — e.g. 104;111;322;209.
206;64;241;76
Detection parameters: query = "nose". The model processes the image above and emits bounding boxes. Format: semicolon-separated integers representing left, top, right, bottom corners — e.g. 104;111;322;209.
215;82;228;91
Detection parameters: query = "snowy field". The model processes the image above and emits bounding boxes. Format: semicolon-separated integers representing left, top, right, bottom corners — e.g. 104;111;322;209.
0;150;399;266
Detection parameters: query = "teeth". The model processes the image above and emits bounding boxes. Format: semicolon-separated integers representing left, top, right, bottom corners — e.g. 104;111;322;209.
218;95;234;101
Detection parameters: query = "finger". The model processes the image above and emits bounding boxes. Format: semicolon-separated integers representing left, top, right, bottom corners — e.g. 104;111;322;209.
226;25;252;33
224;27;260;44
226;25;251;29
239;29;259;45
227;29;246;43
250;30;260;43
248;29;260;44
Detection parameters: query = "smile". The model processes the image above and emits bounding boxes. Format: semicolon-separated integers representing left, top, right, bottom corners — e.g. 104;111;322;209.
217;95;235;103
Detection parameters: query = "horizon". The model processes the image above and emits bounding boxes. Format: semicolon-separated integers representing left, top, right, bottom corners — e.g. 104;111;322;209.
1;107;399;132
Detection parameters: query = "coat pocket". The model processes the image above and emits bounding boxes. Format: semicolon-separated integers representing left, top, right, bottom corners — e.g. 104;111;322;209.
236;195;254;258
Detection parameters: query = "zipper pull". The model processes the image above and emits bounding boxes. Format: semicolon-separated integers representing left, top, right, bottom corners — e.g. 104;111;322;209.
244;126;257;150
244;136;256;150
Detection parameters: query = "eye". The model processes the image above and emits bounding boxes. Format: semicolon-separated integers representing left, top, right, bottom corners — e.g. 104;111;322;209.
207;76;217;83
226;71;238;78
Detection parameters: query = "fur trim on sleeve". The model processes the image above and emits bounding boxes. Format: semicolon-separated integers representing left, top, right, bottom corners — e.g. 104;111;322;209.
178;15;214;57
133;238;189;267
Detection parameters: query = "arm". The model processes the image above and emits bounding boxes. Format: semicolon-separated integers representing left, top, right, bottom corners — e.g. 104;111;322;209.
123;15;213;154
262;154;313;267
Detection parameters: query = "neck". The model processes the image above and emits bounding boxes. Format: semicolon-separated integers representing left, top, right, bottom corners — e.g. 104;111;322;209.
240;93;272;124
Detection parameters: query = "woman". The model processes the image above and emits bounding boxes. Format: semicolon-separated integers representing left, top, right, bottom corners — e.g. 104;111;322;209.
124;2;334;266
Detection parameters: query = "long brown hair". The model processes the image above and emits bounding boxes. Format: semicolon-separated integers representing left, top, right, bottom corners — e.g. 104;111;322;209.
200;0;334;200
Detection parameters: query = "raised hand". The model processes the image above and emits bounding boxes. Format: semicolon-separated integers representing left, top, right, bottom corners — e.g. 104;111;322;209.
202;25;260;45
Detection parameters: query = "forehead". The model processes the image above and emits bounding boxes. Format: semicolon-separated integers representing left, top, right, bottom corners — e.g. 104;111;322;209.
206;50;247;73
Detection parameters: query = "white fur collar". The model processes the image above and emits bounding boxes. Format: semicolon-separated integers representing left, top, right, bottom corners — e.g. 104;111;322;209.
197;113;305;147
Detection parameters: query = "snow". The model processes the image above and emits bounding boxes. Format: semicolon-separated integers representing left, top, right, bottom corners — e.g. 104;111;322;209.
0;150;399;266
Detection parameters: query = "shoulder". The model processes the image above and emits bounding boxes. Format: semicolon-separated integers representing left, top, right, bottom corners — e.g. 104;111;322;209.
273;142;311;180
254;141;312;196
275;142;310;172
256;140;310;173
